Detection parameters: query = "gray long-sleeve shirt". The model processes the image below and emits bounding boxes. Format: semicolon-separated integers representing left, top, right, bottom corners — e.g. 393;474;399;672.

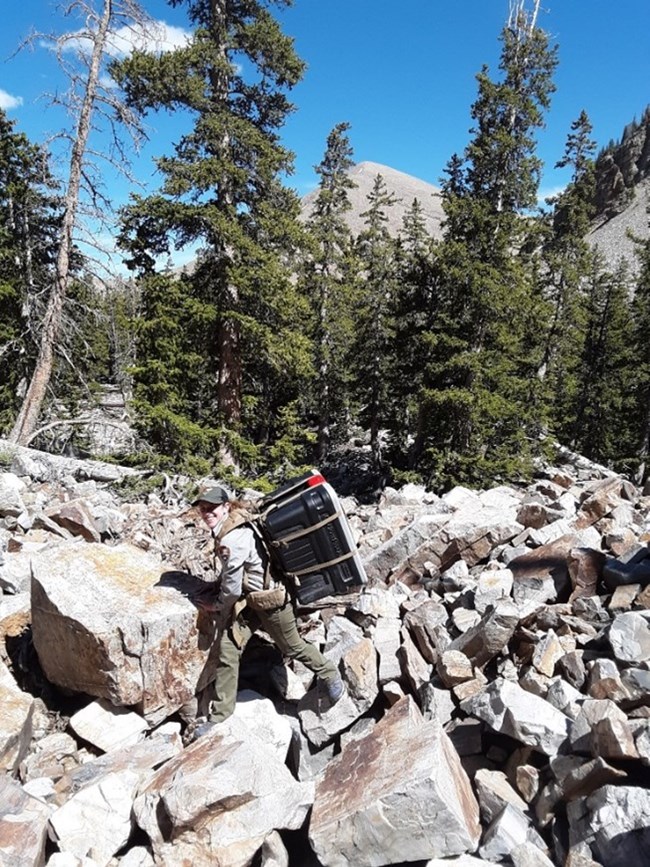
215;523;266;621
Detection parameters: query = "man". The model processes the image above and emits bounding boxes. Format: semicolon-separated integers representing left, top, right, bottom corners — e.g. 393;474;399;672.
192;486;344;734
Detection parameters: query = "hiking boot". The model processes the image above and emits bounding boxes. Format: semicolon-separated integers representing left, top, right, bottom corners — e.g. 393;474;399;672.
325;676;345;704
184;718;219;744
194;719;218;739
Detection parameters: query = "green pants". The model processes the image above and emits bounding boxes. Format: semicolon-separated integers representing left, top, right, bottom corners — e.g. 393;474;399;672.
208;601;339;723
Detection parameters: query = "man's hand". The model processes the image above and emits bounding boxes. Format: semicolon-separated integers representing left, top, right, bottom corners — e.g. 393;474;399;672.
194;585;221;614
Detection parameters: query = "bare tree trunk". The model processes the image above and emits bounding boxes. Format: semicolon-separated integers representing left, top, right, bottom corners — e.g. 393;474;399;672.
635;397;650;485
9;0;113;445
217;318;242;422
317;264;331;463
211;0;242;467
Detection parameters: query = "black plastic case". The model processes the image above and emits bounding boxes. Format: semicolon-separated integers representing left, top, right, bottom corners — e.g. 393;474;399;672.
259;471;367;604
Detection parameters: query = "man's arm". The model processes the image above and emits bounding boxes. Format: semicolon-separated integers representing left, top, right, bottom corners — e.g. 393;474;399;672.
215;528;249;622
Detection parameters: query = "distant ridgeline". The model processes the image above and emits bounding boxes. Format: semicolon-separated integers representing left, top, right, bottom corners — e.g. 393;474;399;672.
594;105;650;219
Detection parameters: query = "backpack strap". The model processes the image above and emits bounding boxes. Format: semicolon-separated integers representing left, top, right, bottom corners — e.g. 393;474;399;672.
266;509;343;548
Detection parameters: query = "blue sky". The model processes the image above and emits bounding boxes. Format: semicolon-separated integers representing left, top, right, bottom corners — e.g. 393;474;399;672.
1;0;648;262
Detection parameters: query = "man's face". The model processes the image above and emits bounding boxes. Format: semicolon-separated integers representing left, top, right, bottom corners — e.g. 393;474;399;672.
197;501;229;530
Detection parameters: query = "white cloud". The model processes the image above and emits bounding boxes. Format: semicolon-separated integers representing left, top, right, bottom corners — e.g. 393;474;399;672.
106;21;191;57
537;185;567;205
0;88;24;110
60;19;191;59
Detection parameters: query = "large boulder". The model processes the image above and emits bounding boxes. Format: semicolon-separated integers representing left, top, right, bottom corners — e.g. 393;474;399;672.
133;716;314;867
566;785;650;866
0;657;34;773
49;733;182;866
308;696;481;866
0;471;27;517
0;774;51;866
461;679;571;756
30;543;219;723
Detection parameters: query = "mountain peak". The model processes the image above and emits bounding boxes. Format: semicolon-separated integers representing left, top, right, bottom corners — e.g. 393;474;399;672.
301;161;444;239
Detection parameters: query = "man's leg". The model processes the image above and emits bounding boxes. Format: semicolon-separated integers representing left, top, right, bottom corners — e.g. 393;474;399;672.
260;603;340;686
208;618;253;723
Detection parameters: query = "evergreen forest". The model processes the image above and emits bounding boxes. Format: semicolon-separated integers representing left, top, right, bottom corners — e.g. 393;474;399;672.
2;0;650;495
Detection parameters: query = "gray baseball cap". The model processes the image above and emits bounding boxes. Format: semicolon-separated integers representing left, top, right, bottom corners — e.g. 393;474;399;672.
191;486;231;507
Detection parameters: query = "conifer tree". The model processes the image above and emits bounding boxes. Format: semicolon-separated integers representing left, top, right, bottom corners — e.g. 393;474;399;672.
113;0;309;471
0;110;60;431
411;2;557;486
389;198;437;467
630;226;650;482
570;257;635;467
302;122;357;461
352;173;398;470
538;110;597;441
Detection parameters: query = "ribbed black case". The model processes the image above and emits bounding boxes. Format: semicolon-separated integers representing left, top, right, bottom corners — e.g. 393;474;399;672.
260;473;366;604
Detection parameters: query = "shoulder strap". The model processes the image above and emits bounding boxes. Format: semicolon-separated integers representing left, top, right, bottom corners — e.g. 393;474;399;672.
216;509;253;542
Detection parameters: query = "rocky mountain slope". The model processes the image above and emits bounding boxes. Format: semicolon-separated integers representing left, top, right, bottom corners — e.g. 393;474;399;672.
1;439;650;865
588;177;649;274
301;160;445;240
589;108;650;273
301;109;650;276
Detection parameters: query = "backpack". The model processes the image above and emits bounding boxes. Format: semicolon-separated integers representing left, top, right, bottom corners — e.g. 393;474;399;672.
248;470;367;605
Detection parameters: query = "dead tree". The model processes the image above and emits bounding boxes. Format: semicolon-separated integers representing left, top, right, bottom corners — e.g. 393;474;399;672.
9;0;149;445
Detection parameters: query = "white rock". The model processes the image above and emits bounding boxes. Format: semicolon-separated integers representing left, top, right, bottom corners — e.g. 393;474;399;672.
608;611;650;663
363;512;451;583
0;657;34;772
299;637;378;748
474;568;514;614
567;785;650;866
0;471;27;517
424;859;492;866
373;616;402;683
443;486;482;510
49;769;140;866
232;690;293;762
47;855;102;866
474;769;528;823
22;776;57;802
134;716;313;866
0;774;51;865
545;678;585;720
511;841;557;866
116;846;155;867
260;830;289;867
68;700;149;753
30;542;215;723
309;697;481;866
478;486;522;511
462;678;570;755
323;615;364;661
479;804;548;862
352;585;401;620
269;662;308;701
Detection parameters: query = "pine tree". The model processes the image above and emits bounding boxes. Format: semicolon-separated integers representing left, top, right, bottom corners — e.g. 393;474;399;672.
113;0;310;472
128;269;219;466
410;2;557;487
389;198;438;468
0;110;60;431
630;225;650;482
570;257;636;467
538;110;597;441
352;173;398;470
301;122;357;461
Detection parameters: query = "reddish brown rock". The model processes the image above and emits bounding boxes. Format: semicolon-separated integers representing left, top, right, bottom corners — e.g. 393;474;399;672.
30;543;220;723
567;548;606;601
309;696;481;866
46;498;101;542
